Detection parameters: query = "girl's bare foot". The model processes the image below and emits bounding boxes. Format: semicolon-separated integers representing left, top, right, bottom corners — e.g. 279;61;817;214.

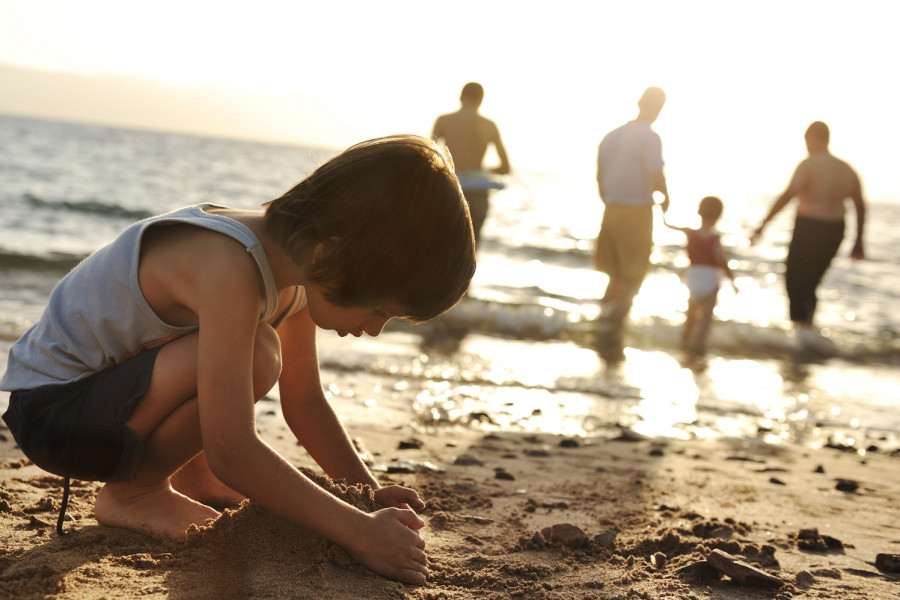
171;453;247;509
94;481;219;540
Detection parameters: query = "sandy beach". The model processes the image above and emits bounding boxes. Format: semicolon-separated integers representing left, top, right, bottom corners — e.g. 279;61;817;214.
2;378;898;600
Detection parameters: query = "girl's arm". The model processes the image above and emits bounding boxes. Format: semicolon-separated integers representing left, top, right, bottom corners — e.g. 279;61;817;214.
277;306;378;487
194;251;426;583
713;237;738;291
277;307;425;510
661;210;689;234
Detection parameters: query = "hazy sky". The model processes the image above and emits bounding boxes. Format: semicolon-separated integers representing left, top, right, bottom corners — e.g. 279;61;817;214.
1;0;898;202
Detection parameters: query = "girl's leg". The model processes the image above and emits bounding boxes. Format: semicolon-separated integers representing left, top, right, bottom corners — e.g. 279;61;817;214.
171;451;246;509
690;293;717;356
94;324;281;540
682;300;698;350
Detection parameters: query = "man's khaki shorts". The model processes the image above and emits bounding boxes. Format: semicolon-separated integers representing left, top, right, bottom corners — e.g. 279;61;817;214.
593;203;653;283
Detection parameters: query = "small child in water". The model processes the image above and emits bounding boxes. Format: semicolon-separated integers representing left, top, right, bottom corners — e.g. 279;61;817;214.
664;196;736;357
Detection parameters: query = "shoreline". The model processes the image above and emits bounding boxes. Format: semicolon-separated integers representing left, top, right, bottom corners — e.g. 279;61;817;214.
2;408;899;599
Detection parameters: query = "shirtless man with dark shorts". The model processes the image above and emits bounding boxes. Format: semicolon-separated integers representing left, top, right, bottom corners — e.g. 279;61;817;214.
751;121;866;331
432;82;511;248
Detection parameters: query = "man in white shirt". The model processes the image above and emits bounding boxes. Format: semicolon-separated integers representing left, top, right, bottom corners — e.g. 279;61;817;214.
594;87;670;357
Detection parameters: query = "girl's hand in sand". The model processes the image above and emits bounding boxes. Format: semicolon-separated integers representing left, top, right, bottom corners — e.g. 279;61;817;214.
374;485;426;514
349;507;428;585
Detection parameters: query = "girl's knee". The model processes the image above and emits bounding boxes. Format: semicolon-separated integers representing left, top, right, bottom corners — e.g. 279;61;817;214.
253;324;282;399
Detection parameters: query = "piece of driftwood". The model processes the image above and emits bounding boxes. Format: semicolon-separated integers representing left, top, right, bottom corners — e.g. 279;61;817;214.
707;549;784;588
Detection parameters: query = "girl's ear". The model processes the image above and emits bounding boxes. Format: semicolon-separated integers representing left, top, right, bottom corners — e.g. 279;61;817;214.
312;242;326;263
311;237;340;264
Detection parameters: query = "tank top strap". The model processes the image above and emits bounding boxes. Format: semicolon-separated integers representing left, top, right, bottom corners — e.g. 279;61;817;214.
270;286;307;329
185;205;280;322
244;241;279;321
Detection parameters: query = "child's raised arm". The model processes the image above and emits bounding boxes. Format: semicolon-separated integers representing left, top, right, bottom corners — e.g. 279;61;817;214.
661;210;690;234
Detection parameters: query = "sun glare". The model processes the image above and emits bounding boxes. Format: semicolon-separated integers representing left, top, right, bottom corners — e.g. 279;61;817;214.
0;1;896;198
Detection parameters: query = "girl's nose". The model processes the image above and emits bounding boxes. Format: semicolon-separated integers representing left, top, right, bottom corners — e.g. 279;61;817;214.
365;316;392;336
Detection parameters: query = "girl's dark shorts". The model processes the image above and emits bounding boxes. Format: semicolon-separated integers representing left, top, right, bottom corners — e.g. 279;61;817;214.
2;346;162;482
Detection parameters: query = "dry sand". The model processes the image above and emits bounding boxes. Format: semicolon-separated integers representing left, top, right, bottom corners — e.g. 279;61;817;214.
1;418;899;599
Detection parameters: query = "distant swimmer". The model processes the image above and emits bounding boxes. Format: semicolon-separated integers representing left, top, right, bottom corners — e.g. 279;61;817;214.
751;121;866;334
432;82;511;248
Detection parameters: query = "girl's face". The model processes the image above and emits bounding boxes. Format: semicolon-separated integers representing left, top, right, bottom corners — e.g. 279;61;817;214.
304;283;402;337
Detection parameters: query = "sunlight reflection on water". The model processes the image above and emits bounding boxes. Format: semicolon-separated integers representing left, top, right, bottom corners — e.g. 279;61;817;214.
212;325;900;460
311;330;899;453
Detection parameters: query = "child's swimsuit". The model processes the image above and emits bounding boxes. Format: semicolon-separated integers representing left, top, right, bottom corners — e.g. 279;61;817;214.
685;230;722;301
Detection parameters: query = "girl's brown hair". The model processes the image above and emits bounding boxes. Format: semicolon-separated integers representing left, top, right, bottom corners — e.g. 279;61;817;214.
264;134;475;322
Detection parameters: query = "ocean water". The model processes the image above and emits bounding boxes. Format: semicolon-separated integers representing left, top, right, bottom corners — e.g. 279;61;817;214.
1;114;898;452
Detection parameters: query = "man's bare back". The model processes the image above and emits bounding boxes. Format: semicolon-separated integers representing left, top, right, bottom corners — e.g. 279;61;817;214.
792;152;862;221
432;109;501;172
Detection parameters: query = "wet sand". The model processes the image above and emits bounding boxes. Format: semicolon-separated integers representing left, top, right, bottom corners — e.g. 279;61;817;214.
1;405;898;599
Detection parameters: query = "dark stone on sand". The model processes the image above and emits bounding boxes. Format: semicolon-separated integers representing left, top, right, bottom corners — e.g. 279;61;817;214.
384;462;415;474
875;553;900;573
813;464;825;473
648;447;664;457
593;529;618;548
706;549;784;588
453;454;484;467
676;560;721;582
540;523;589;548
796;528;845;552
795;570;816;588
494;469;515;481
769;477;786;485
397;438;424;450
797;536;827;552
559;437;580;448
523;448;551;457
811;567;841;578
834;478;859;492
